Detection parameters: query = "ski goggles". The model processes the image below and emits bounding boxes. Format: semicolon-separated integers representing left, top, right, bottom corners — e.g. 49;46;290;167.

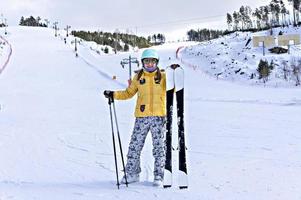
142;58;158;65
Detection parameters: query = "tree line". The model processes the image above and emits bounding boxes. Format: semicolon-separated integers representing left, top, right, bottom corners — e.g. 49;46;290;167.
187;29;225;42
147;33;166;45
71;30;158;52
17;15;166;51
227;0;301;32
19;16;48;27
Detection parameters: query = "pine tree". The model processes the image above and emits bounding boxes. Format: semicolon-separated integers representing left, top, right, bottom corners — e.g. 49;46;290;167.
291;58;301;86
227;13;233;30
36;16;41;26
239;6;245;30
253;8;262;29
244;6;253;29
19;16;25;25
281;60;289;81
295;0;301;25
288;0;301;26
270;0;281;26
233;11;240;30
257;59;272;83
104;46;109;54
280;0;288;26
262;6;270;28
124;43;129;52
152;34;157;44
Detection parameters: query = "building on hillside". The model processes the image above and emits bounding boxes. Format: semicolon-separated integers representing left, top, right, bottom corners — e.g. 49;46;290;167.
253;34;300;47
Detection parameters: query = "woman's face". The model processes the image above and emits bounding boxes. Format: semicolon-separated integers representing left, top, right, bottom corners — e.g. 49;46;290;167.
143;58;158;67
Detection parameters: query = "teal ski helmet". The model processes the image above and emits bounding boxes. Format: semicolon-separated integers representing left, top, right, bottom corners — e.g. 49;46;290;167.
141;49;159;62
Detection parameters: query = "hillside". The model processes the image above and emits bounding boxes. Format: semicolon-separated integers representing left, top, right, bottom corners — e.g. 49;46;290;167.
180;26;301;87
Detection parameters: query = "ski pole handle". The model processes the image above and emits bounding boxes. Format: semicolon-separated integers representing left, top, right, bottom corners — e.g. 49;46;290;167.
108;96;114;104
104;90;114;104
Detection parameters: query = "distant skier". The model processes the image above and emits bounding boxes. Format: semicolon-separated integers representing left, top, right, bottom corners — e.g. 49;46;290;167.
104;49;166;187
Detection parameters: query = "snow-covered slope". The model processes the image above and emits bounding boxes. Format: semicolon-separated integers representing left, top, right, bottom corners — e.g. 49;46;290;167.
0;26;301;200
180;26;301;87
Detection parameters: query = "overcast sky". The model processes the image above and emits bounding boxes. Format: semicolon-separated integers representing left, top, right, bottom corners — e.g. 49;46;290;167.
1;0;271;40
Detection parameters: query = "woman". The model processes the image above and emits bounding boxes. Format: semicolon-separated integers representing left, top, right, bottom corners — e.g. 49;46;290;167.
104;49;166;186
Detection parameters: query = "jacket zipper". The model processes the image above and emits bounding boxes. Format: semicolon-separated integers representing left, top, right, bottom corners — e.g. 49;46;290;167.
150;76;153;115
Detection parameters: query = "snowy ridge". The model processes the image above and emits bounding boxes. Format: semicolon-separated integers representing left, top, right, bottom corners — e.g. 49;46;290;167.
180;26;301;87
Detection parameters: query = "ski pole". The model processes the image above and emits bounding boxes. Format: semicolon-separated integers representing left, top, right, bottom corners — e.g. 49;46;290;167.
112;101;128;187
108;97;120;189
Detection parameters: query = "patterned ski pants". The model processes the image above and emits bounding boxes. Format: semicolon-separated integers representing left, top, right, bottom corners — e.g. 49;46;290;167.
125;116;166;179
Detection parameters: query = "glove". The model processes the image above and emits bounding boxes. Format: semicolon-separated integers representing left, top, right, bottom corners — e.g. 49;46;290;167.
103;90;114;99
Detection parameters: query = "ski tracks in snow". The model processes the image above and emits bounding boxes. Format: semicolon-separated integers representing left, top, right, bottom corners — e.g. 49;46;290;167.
79;55;126;88
0;35;12;74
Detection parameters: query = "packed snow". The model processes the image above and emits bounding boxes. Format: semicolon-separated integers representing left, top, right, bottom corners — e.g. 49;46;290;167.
0;26;301;200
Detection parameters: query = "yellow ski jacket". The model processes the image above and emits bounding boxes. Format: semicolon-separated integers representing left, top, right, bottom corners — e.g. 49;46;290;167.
114;69;166;117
